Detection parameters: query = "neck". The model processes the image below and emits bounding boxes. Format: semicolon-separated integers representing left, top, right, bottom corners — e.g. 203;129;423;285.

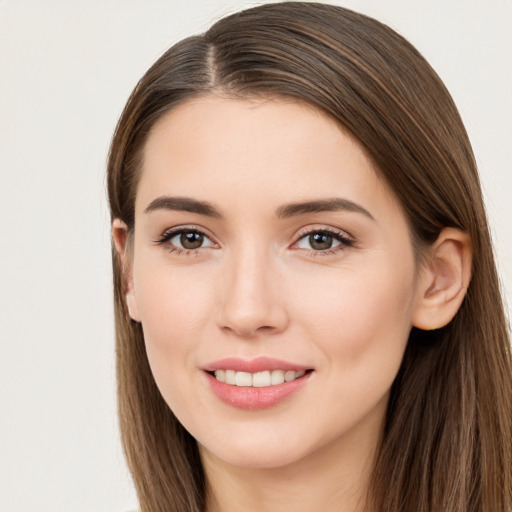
200;406;383;512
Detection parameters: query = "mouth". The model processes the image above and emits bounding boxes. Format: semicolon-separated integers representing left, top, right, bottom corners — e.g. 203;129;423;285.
203;357;314;410
206;369;312;387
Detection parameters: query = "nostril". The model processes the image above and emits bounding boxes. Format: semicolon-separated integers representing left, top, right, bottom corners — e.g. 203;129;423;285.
220;323;277;338
257;325;276;332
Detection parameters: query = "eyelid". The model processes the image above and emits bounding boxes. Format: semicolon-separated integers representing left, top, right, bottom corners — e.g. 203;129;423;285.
155;225;219;249
154;224;354;255
291;225;355;253
293;224;354;241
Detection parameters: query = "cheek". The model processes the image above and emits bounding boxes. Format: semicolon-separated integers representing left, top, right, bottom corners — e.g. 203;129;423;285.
131;259;215;401
289;260;416;438
134;257;212;338
296;259;416;369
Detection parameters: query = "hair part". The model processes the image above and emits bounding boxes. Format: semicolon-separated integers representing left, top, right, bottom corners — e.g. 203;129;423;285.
107;3;512;511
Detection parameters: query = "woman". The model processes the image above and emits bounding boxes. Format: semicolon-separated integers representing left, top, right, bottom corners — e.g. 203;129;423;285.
107;2;512;511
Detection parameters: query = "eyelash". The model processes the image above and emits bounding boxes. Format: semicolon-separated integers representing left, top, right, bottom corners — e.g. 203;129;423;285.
155;226;354;257
293;228;354;256
155;227;217;256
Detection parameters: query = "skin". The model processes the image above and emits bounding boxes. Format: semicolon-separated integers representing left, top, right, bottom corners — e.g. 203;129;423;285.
113;95;472;512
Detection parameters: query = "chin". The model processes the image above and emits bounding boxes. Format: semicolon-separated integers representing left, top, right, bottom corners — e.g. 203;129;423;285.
212;448;305;470
198;430;314;470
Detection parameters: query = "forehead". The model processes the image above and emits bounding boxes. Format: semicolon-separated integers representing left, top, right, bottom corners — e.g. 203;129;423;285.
136;95;398;219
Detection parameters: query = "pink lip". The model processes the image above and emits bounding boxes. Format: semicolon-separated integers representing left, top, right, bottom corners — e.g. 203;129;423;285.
205;372;312;410
203;356;310;373
202;357;314;411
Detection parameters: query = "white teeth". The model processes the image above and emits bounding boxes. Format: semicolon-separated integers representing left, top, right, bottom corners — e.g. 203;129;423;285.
284;370;295;382
213;369;307;387
225;369;236;385
252;371;271;387
271;369;285;385
235;371;252;387
214;369;226;383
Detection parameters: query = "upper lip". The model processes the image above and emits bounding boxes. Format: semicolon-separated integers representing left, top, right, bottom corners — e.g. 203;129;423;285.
203;356;311;373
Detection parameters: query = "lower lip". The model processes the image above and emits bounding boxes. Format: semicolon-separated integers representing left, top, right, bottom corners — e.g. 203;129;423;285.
205;371;312;410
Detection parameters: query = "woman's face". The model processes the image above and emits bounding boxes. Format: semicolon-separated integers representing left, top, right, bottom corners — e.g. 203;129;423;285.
125;95;423;470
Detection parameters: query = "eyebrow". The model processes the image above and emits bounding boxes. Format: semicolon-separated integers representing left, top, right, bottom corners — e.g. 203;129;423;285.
144;196;222;218
143;195;374;221
276;198;374;220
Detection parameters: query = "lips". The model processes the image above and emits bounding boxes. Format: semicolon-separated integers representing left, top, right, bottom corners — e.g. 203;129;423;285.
203;356;310;373
203;357;313;410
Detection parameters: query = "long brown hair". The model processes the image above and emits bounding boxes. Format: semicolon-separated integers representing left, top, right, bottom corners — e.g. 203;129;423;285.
106;3;512;511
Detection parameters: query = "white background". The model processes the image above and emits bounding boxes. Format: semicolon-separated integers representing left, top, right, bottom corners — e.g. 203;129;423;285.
1;1;510;511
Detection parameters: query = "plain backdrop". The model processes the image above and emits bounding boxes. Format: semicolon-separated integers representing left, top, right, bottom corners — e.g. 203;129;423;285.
1;1;510;511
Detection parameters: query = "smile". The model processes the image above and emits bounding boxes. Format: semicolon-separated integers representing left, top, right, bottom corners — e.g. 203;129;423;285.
203;357;314;409
213;369;307;387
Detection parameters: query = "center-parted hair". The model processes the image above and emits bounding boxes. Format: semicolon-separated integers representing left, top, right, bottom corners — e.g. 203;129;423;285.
107;3;512;511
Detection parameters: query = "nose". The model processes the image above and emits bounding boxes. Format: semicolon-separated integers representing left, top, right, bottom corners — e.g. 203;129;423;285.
216;247;289;338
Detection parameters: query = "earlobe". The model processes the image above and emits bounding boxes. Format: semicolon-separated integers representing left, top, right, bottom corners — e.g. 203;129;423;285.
412;228;472;330
125;292;141;322
112;219;141;322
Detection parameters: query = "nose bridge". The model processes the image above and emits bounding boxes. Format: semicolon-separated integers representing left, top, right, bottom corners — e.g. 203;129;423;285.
217;239;288;337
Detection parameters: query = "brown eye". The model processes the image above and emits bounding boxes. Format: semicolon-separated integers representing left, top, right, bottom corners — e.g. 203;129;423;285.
180;231;204;249
159;229;216;252
295;229;353;253
308;232;334;250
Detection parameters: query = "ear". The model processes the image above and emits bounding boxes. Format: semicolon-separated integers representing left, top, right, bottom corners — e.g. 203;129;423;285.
412;227;472;330
112;219;141;322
